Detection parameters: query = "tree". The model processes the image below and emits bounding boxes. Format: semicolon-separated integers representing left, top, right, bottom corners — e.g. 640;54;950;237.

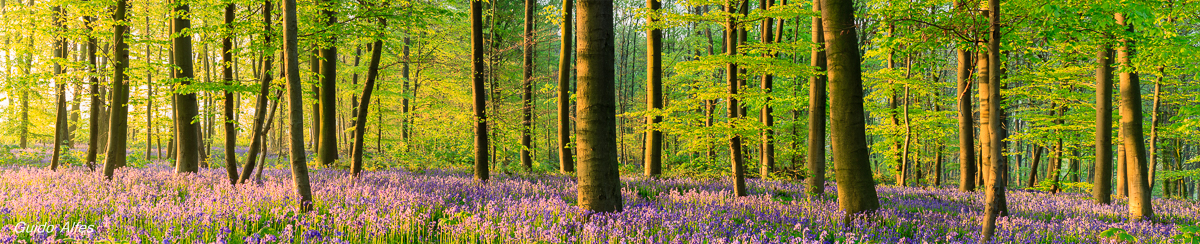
85;12;100;171
806;0;827;196
725;0;747;197
1115;12;1152;222
352;19;386;177
173;0;202;174
49;5;66;171
576;0;622;212
103;0;131;178
955;0;976;193
823;0;879;221
520;0;536;171
221;0;240;184
980;0;1007;240
471;0;490;182
758;0;774;178
1093;45;1114;204
240;0;275;184
317;0;339;166
283;0;314;212
643;0;662;177
556;0;575;173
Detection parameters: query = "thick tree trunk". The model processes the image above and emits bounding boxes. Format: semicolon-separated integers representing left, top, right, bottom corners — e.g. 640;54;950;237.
173;0;202;173
352;19;386;177
1116;12;1153;221
725;0;747;197
643;0;662;177
240;0;275;184
221;2;240;184
102;0;131;178
471;0;490;182
557;0;575;173
317;0;339;165
1093;46;1114;204
282;0;314;212
822;0;879;222
576;0;623;212
806;0;827;196
956;37;975;192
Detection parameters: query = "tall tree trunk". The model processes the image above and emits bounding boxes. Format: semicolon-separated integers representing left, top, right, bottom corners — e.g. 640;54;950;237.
557;0;575;173
50;5;67;171
643;0;663;177
471;0;490;182
955;4;975;192
85;14;99;170
900;86;911;186
282;0;314;212
725;0;747;197
758;0;775;178
145;16;154;160
823;0;879;222
221;1;240;184
173;0;202;173
352;19;386;177
317;0;339;165
102;0;131;178
806;0;827;196
520;0;536;171
1148;66;1162;192
310;50;320;150
1093;46;1114;204
240;0;275;184
576;0;622;212
1116;12;1153;221
976;44;990;185
980;0;1008;239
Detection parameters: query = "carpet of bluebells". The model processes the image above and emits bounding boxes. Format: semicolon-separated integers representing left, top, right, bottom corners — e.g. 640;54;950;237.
0;164;1197;244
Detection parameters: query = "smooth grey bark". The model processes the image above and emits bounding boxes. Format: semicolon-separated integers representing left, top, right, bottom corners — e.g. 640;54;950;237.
823;0;879;222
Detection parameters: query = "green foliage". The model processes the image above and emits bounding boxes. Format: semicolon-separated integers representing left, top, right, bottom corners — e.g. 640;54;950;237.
1175;224;1200;244
1099;227;1138;243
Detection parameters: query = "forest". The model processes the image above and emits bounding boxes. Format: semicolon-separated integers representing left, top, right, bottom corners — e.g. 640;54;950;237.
0;0;1199;242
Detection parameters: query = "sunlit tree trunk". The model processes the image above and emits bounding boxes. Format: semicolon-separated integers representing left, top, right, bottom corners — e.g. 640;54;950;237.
1116;12;1153;222
84;13;99;170
955;29;975;192
823;0;879;222
282;0;314;212
1148;66;1162;192
576;0;623;212
980;0;1008;240
643;0;662;177
352;19;386;177
725;0;747;197
557;0;575;173
471;0;490;182
806;0;827;196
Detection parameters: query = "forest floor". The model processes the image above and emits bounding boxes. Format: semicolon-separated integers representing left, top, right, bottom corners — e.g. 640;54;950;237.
0;146;1197;243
